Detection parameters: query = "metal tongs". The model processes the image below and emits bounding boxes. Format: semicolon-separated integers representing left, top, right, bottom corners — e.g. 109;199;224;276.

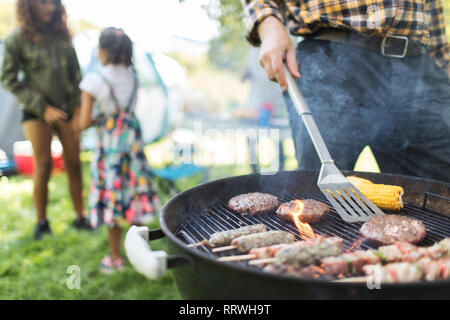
284;65;384;222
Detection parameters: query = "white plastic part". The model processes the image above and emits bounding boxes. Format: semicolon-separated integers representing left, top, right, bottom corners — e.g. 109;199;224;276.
124;226;168;280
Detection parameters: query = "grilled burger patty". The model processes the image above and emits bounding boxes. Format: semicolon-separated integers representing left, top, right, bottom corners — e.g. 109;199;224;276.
360;214;427;245
276;199;329;223
228;192;280;215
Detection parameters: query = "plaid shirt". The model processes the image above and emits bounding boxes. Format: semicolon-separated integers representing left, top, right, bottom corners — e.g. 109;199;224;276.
242;0;450;68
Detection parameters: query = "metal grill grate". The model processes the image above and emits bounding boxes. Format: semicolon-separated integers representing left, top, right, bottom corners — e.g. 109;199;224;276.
174;191;450;273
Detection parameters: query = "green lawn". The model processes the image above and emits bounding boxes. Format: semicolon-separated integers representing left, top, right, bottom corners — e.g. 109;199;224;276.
0;161;183;300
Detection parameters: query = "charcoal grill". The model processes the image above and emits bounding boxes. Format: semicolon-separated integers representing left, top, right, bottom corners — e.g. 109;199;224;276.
125;170;450;299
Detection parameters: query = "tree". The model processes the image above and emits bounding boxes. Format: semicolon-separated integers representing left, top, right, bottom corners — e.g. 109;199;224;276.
203;0;249;72
0;1;15;40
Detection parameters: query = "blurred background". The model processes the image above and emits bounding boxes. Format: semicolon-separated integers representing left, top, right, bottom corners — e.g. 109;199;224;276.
0;0;449;300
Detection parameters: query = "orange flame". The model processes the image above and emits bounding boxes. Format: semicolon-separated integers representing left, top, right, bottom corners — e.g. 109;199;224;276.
345;238;362;253
286;200;316;239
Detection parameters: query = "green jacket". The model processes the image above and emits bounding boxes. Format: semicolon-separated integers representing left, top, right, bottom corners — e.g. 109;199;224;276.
1;29;81;118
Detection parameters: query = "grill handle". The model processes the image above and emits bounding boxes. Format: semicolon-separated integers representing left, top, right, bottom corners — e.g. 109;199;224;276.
124;226;169;280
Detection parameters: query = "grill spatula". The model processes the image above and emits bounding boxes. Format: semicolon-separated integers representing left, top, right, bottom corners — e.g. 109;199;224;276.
284;65;384;222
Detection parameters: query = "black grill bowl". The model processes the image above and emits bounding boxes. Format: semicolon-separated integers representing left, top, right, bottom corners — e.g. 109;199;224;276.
154;170;450;299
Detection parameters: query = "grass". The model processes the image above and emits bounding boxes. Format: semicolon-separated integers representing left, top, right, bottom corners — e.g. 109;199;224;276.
0;162;182;300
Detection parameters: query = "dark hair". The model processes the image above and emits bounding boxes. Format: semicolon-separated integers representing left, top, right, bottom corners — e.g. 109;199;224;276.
16;0;71;43
99;27;133;67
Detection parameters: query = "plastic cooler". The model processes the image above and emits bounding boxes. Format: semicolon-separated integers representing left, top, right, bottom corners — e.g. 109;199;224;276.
13;140;65;176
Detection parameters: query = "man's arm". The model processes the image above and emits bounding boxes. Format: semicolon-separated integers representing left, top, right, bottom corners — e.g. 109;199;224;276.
241;0;300;91
425;0;450;72
258;16;300;91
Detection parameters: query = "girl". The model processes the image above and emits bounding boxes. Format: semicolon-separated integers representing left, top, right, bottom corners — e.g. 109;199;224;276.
79;27;160;273
1;0;90;240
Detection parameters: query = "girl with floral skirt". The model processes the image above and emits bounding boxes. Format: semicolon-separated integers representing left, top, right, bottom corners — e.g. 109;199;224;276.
79;27;160;273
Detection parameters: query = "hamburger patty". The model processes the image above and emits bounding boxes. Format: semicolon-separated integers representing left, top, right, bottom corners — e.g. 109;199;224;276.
360;214;427;245
276;199;330;223
228;192;279;215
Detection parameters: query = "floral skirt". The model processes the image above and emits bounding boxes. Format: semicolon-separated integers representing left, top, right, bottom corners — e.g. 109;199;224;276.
89;112;159;228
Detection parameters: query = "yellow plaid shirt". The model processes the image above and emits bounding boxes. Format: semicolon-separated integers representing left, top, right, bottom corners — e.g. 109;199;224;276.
242;0;450;67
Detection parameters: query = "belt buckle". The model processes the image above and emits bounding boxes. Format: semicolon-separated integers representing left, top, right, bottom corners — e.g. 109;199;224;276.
381;35;409;58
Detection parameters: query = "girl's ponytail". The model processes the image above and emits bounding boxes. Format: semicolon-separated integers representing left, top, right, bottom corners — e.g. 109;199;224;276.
99;27;133;66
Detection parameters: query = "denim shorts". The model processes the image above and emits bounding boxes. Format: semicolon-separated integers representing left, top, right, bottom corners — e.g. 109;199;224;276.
283;39;450;182
22;110;72;123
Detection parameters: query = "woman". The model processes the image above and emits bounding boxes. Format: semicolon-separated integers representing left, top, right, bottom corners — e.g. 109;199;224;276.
1;0;91;239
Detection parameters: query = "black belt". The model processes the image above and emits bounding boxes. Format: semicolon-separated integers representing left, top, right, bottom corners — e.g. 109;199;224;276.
305;29;427;58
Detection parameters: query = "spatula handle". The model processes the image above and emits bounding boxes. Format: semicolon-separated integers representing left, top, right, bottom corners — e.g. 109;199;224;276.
284;65;333;164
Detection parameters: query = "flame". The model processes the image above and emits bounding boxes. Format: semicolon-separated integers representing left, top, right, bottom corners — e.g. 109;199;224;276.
286;200;316;239
313;266;325;274
345;238;362;253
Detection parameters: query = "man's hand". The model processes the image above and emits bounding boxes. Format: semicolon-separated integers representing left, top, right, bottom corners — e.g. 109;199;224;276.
43;105;68;125
258;16;300;91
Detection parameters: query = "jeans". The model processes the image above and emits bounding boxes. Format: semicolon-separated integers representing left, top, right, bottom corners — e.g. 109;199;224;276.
283;39;450;182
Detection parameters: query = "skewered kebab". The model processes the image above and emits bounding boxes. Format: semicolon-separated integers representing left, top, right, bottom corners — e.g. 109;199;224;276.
363;257;450;283
262;264;324;279
217;243;291;262
212;231;295;253
249;236;343;266
321;238;450;277
187;224;267;248
321;250;381;276
264;252;450;283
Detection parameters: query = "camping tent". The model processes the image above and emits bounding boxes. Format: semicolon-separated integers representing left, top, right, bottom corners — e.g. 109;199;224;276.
0;41;25;159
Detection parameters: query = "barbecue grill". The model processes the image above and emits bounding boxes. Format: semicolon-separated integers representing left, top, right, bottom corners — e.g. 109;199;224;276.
125;170;450;299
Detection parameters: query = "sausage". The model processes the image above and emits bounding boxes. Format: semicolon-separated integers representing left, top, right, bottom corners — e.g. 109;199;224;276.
231;231;296;253
275;236;343;266
208;224;267;247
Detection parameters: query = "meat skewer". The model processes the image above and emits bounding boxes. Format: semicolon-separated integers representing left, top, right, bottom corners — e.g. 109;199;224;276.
187;224;267;248
321;250;381;276
362;257;450;283
249;236;344;266
217;243;290;262
321;238;450;277
211;231;296;253
262;264;325;279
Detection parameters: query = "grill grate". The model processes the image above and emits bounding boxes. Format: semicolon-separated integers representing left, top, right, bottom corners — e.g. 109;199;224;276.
174;191;450;275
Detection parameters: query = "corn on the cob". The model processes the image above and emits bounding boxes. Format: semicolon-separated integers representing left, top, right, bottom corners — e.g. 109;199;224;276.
347;176;404;211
